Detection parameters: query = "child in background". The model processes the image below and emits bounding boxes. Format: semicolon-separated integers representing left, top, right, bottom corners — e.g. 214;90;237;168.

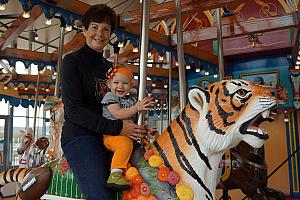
102;65;154;191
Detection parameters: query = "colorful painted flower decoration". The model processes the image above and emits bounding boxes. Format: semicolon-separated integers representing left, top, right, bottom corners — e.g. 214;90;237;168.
131;175;144;186
148;155;163;167
147;195;158;200
167;171;180;185
130;185;141;199
59;159;70;176
140;183;151;197
136;196;149;200
122;191;131;200
125;167;139;181
176;184;194;200
157;166;170;182
144;150;154;160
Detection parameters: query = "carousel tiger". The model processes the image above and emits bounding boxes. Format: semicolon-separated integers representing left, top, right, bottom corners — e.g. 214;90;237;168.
12;79;279;200
0;168;31;187
134;79;278;199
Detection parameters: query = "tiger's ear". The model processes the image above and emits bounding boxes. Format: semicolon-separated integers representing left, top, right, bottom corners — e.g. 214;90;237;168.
188;86;210;111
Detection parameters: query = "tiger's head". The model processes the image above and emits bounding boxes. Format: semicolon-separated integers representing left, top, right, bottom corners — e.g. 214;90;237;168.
189;79;277;151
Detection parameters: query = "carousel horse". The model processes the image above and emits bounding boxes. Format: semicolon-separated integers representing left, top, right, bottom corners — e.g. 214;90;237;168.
0;61;13;85
17;128;49;168
0;72;12;85
44;96;64;161
17;128;35;168
7;79;282;200
218;141;285;200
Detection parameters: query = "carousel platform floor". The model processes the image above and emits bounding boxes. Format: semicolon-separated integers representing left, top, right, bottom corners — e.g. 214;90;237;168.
2;195;300;199
1;196;15;200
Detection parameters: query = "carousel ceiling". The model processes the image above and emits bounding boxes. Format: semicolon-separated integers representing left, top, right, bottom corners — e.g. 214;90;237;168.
0;0;299;107
0;0;297;61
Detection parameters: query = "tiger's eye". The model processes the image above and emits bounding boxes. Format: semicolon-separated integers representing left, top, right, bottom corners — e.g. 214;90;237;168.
237;89;246;96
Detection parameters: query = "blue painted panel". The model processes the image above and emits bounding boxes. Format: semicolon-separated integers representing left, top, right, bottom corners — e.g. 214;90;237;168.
186;54;294;108
231;54;291;71
232;55;293;108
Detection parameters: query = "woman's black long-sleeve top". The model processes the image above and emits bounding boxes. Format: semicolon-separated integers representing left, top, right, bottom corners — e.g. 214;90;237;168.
61;44;123;145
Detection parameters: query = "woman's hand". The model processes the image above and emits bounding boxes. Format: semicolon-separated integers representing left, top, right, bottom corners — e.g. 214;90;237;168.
145;126;158;143
120;120;147;141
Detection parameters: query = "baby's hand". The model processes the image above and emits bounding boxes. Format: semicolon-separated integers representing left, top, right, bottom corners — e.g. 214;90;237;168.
135;97;155;112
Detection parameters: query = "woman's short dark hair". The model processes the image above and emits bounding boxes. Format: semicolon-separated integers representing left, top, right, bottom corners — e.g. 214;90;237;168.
82;4;116;33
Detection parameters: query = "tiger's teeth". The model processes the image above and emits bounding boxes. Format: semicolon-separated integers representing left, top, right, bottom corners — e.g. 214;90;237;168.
262;110;270;118
257;128;263;135
246;126;266;135
271;111;277;115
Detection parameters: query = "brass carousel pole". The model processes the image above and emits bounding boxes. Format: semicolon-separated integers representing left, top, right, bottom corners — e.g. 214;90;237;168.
166;51;172;124
216;8;224;80
160;100;164;133
175;0;187;110
137;0;150;126
32;71;40;137
176;0;187;111
54;16;66;96
217;7;227;200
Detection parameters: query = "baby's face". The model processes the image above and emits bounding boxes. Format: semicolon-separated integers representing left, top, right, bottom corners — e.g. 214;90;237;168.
108;73;132;98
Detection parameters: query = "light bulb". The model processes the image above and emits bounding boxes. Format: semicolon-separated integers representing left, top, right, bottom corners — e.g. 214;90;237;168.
34;31;38;41
117;42;124;48
22;11;30;18
195;68;200;72
0;3;6;11
66;25;72;32
132;47;138;53
45;18;52;25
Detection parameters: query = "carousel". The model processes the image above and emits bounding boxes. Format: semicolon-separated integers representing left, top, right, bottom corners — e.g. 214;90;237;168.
0;0;299;200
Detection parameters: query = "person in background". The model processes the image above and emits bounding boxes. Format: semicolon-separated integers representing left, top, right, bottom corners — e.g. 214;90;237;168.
102;65;154;191
61;4;146;200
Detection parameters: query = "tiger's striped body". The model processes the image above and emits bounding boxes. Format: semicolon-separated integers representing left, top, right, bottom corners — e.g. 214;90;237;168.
0;168;31;187
153;80;277;200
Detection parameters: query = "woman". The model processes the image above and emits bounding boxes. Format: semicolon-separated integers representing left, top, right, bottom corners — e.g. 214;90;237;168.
61;4;146;199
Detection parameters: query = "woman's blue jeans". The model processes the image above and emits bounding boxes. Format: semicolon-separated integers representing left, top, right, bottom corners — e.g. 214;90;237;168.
62;135;113;200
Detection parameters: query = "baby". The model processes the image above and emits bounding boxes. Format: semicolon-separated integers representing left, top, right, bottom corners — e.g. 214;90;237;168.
102;65;154;191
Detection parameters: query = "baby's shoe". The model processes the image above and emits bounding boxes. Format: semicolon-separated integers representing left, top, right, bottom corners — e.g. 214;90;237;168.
106;172;130;191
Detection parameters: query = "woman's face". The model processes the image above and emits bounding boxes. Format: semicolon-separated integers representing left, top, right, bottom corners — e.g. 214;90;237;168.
84;22;111;53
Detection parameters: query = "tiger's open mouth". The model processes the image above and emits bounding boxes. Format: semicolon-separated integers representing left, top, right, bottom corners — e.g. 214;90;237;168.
240;108;277;140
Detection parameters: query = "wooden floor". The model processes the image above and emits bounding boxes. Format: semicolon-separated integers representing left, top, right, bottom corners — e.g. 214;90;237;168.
1;196;15;200
2;195;300;200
